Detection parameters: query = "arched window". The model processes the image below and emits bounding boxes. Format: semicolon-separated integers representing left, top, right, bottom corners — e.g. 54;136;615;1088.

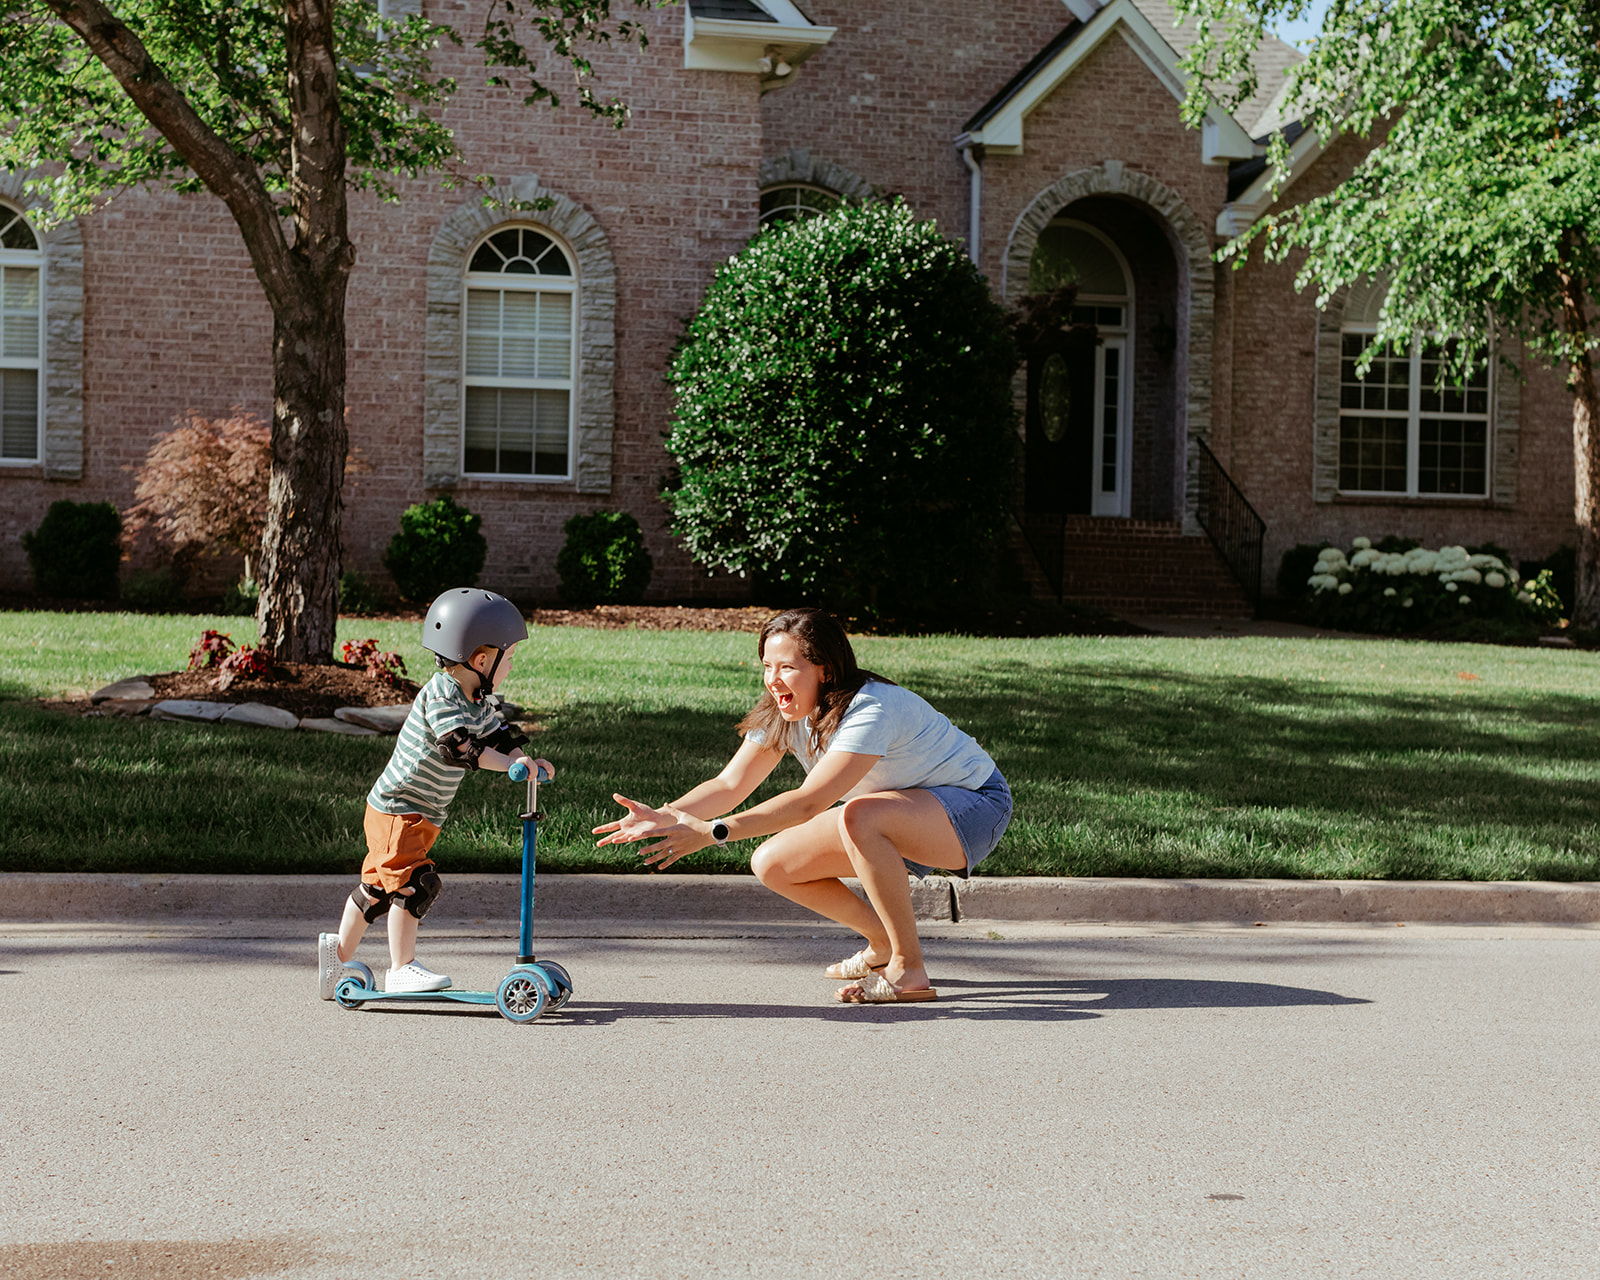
0;203;42;464
462;226;577;479
1337;278;1491;497
758;184;840;226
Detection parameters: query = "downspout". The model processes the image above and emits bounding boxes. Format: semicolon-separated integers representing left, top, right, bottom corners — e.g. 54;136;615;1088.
957;135;983;270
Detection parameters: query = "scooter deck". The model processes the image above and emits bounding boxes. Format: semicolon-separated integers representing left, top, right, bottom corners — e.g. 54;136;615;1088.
339;983;496;1007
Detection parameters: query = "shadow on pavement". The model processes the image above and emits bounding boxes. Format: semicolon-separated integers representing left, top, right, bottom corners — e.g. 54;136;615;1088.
342;975;1366;1024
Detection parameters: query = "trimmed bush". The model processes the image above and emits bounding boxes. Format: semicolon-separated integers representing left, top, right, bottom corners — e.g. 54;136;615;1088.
338;570;385;616
557;511;653;605
1276;543;1324;600
664;198;1018;610
1305;537;1552;633
21;500;122;599
382;495;487;603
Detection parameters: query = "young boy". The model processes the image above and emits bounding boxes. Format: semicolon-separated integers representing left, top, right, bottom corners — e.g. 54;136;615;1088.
318;587;553;998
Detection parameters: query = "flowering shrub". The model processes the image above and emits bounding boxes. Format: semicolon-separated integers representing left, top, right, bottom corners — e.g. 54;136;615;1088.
1305;537;1555;632
186;630;237;671
341;638;409;688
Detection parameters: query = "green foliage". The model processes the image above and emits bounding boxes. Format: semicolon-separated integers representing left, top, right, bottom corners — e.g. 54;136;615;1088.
0;0;659;227
120;566;184;610
217;577;260;616
556;511;653;605
20;500;122;599
1276;543;1324;600
1518;569;1565;628
382;495;488;603
1520;545;1575;618
1174;0;1600;381
1305;538;1547;635
338;570;385;615
664;199;1019;611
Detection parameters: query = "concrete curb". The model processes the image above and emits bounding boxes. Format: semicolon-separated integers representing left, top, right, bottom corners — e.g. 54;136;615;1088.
3;872;1598;927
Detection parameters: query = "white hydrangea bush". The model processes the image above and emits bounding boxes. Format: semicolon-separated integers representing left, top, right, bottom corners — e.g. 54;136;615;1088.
1305;537;1560;631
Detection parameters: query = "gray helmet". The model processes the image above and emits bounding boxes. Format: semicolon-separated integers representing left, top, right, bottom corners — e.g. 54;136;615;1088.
422;588;528;663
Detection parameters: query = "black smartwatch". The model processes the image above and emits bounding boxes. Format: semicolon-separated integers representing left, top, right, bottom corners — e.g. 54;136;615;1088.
711;820;731;846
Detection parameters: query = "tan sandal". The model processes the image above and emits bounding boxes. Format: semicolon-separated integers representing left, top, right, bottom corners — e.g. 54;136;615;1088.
824;949;887;980
835;971;938;1004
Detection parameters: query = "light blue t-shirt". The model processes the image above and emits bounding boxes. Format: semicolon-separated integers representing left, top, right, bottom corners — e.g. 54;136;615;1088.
757;680;996;800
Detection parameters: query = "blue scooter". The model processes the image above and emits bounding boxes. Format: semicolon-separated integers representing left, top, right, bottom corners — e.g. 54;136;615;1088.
333;761;572;1022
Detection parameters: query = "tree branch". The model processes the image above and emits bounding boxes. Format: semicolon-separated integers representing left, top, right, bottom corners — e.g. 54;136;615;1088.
38;0;296;305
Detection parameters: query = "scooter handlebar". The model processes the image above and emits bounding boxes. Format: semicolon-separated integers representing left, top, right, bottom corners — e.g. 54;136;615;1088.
507;761;550;784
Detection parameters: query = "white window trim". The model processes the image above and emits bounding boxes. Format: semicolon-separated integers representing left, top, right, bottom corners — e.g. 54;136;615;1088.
0;206;44;467
460;227;580;483
1336;325;1493;500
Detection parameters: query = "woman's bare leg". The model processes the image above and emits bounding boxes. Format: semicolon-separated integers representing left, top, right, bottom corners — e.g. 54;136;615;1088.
750;809;889;951
836;791;965;994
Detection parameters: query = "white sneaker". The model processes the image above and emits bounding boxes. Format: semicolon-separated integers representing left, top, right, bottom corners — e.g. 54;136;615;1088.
386;961;451;993
318;932;352;1001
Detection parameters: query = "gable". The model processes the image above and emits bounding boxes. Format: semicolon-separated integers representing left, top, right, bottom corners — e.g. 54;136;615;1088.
959;0;1253;165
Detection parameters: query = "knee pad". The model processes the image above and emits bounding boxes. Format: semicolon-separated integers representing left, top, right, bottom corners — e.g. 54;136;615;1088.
351;883;392;924
403;868;442;920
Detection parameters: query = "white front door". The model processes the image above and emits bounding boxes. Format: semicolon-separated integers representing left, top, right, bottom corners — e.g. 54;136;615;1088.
1090;337;1130;517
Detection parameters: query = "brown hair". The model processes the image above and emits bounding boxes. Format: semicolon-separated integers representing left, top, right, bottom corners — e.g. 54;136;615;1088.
736;608;895;757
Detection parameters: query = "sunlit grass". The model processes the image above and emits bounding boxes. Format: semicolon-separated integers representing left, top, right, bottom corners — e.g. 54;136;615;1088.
2;611;1599;880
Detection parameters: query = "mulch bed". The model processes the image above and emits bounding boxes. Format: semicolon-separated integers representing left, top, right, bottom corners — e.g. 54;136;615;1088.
144;663;421;721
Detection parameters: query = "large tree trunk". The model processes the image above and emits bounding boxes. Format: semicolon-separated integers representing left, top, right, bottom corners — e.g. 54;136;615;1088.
254;0;354;661
1559;230;1600;628
257;295;349;661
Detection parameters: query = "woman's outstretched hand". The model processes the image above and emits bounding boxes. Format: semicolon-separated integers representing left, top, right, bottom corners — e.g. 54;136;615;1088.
592;794;711;870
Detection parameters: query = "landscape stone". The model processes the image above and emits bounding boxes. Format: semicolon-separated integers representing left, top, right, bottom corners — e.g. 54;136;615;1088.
91;678;155;703
298;717;378;736
220;703;301;731
334;704;410;733
150;699;229;723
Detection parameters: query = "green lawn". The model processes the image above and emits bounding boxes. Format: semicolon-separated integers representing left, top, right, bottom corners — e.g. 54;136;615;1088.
2;610;1598;881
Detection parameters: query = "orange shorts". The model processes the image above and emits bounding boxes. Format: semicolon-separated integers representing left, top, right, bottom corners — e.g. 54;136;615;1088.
361;806;442;894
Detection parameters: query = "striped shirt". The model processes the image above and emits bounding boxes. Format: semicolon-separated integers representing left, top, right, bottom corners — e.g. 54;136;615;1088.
366;671;505;825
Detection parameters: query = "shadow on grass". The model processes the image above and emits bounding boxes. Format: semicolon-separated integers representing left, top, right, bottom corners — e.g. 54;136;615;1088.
5;659;1600;879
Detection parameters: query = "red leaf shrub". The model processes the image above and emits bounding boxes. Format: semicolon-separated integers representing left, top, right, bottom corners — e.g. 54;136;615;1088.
186;630;237;671
124;410;271;580
341;639;410;688
217;646;276;680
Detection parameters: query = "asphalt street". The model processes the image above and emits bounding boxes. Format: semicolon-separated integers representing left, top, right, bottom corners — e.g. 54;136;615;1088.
2;919;1597;1279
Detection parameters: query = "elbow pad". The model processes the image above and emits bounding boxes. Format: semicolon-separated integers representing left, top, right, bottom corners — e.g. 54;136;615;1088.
436;728;486;771
481;722;530;755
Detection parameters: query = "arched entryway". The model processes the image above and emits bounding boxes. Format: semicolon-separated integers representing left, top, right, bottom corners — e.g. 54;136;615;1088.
1006;164;1215;532
1025;220;1134;517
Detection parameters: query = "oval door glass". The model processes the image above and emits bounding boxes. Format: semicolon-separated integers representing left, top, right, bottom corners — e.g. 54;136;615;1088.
1040;352;1071;443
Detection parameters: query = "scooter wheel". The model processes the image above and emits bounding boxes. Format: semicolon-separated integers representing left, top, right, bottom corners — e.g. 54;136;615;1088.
496;970;549;1023
535;961;572;1012
334;976;367;1010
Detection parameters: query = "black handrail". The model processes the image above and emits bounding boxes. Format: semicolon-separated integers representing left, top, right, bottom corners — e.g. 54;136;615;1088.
1195;438;1265;612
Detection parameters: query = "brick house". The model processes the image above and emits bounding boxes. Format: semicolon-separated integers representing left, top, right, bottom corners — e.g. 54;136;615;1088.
0;0;1578;609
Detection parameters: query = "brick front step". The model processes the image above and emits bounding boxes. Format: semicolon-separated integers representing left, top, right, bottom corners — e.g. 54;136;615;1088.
1007;517;1255;615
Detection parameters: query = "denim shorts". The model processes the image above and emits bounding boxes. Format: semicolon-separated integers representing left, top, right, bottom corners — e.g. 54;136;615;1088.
904;767;1013;880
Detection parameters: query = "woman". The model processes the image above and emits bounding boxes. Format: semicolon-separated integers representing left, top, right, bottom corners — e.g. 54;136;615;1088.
593;608;1012;1003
